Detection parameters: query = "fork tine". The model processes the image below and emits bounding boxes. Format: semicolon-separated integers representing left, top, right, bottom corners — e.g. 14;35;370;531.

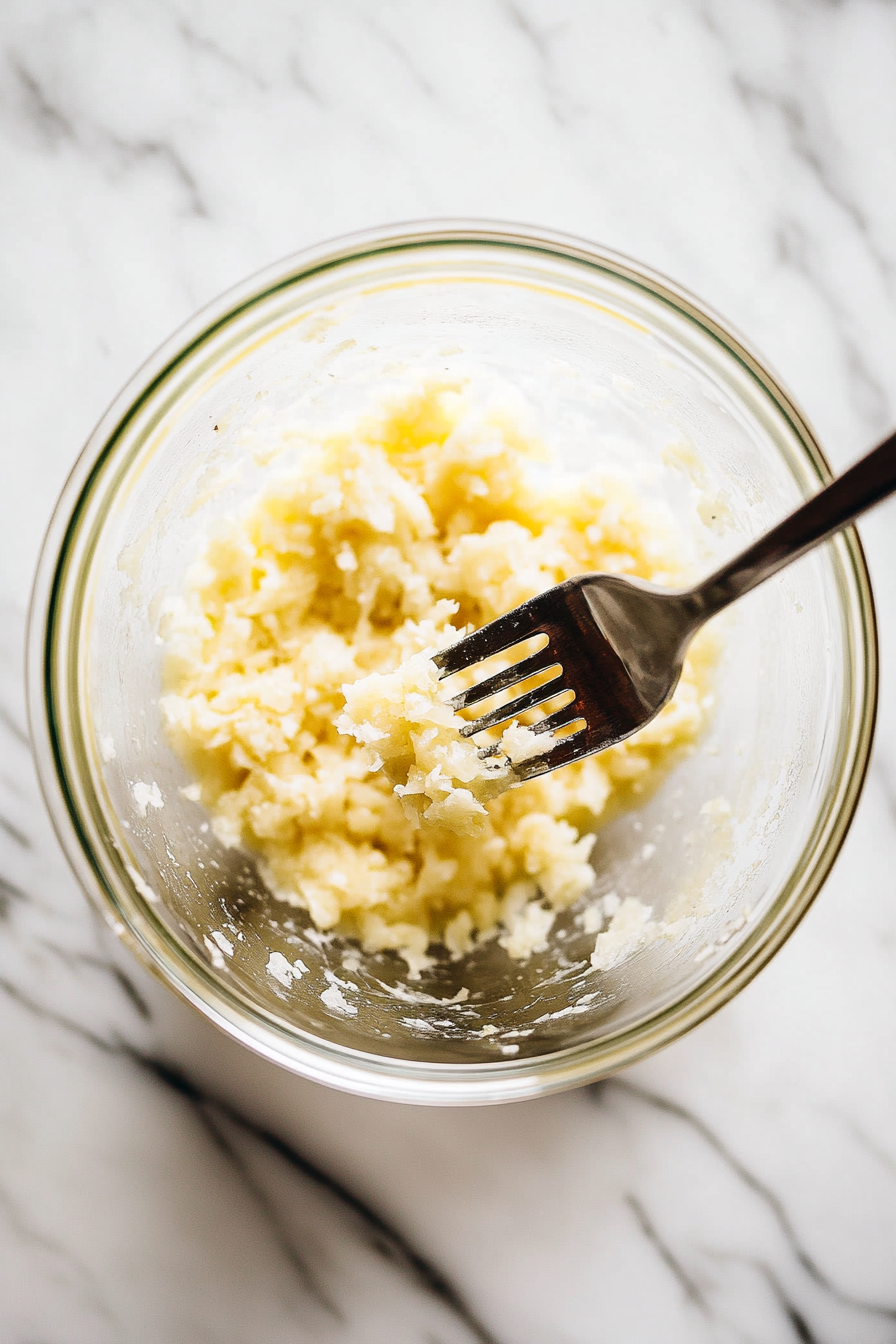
432;601;547;678
445;647;562;711
529;703;585;737
511;727;589;781
459;680;570;737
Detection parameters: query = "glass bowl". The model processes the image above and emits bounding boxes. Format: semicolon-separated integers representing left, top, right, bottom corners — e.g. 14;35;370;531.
27;222;876;1105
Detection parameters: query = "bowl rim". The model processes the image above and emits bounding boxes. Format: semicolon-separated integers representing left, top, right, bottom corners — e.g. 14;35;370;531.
26;219;878;1105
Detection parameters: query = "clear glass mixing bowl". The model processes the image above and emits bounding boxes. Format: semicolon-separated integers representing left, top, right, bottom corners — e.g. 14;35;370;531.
27;223;876;1105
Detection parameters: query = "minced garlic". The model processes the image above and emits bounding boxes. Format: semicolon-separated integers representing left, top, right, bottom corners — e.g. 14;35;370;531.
336;646;546;837
160;380;711;975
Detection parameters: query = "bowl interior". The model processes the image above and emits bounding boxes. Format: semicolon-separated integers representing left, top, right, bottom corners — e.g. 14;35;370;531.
46;236;868;1077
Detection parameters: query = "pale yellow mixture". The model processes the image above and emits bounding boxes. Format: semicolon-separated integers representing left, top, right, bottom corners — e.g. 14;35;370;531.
336;646;548;833
161;381;712;975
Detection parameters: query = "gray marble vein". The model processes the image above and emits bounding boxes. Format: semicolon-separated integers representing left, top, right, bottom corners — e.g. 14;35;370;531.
600;1079;896;1327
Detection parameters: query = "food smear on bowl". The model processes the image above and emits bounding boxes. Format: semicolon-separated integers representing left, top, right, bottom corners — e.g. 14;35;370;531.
160;379;714;976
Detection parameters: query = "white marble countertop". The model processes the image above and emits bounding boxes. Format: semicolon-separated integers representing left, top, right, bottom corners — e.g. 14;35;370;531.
3;2;896;1340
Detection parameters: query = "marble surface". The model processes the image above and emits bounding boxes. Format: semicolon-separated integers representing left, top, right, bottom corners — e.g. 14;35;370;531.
2;1;896;1339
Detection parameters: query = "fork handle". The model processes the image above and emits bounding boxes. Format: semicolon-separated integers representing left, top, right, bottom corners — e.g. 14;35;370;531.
690;427;896;620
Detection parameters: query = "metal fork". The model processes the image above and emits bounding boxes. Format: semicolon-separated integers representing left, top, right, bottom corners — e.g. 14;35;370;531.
434;429;896;781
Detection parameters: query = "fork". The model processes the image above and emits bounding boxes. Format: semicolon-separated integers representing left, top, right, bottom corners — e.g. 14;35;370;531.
433;428;896;781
